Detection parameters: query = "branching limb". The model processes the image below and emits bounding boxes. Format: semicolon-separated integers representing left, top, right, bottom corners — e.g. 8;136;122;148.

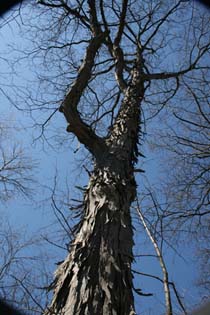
87;0;102;35
38;0;90;29
112;0;129;92
142;1;187;49
60;32;108;157
144;42;210;81
100;0;128;92
114;0;128;46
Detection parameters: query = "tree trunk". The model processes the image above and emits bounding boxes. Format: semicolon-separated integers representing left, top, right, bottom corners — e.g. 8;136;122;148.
45;161;136;315
45;51;143;314
46;67;143;313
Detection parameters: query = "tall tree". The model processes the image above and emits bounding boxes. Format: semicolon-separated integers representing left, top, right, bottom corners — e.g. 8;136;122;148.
27;1;208;314
2;0;209;314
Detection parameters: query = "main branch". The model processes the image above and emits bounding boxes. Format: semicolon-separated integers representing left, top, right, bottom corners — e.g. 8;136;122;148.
60;32;108;158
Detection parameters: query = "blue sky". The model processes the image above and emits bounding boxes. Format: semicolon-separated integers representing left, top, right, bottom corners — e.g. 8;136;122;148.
0;3;208;315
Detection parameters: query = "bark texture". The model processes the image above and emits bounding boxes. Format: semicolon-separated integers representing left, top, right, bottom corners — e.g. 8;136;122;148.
46;163;137;315
46;61;143;315
45;51;143;315
44;1;144;314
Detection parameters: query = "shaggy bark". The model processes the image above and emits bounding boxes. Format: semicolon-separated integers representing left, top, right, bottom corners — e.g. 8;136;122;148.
42;1;145;313
1;0;210;314
45;165;136;315
39;1;208;314
45;59;143;314
44;24;144;315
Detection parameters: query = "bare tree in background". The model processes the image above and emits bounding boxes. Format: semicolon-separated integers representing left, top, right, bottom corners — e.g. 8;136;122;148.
154;80;209;221
1;0;209;314
147;47;210;294
0;120;41;314
0;217;55;315
0;121;34;200
0;142;32;200
0;79;36;312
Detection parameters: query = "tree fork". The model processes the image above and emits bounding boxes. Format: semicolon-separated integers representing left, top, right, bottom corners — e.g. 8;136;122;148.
46;46;144;315
44;3;144;314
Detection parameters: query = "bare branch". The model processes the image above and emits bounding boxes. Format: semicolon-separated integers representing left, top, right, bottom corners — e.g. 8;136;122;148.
114;0;128;47
136;200;173;315
60;32;108;157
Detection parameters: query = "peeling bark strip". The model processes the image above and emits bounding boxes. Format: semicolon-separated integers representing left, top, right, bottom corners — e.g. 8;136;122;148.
45;165;136;315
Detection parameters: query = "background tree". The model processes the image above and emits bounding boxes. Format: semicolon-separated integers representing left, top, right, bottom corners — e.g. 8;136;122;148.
0;41;43;311
146;43;210;296
0;124;34;201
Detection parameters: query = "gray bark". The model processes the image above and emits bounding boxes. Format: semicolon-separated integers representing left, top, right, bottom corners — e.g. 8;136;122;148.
44;2;144;314
45;62;143;315
45;162;136;315
45;59;143;314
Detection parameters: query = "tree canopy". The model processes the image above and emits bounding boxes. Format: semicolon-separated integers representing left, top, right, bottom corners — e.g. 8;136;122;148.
0;1;209;314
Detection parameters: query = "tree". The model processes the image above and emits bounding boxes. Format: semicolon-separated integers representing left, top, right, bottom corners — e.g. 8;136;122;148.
145;42;210;295
0;120;40;313
0;57;36;312
1;0;209;314
0;215;56;315
0;126;33;201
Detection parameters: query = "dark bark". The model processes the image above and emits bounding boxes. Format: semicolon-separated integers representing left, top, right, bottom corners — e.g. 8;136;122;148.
45;162;136;315
46;57;143;314
44;2;144;314
44;31;144;314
